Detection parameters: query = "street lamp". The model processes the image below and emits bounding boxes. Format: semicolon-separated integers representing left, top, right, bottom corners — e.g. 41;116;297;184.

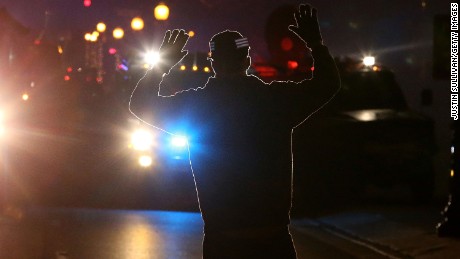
113;27;124;40
154;3;169;21
84;33;92;41
96;22;107;33
91;31;99;42
90;34;98;42
131;17;144;31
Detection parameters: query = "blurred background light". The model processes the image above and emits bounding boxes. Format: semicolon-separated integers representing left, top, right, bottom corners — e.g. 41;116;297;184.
363;56;375;66
131;17;144;31
154;3;170;21
96;22;107;33
113;27;124;40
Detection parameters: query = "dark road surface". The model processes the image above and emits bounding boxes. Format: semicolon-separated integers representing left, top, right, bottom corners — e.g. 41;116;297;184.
0;207;388;259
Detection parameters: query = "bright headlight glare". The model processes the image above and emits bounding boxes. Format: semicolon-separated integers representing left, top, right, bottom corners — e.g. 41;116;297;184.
144;51;160;66
363;56;375;66
131;129;154;151
171;135;188;147
138;155;153;167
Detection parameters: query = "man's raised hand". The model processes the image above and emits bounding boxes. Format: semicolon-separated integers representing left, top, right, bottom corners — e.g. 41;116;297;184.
158;29;189;73
288;4;323;48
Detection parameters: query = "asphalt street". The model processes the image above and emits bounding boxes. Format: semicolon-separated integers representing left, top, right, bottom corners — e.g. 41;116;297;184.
0;207;388;259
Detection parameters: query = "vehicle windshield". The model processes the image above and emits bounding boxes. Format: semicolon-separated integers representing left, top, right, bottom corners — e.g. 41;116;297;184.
335;70;408;111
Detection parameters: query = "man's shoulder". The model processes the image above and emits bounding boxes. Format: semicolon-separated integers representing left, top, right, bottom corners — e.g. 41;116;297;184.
207;74;265;84
171;84;207;96
246;74;268;85
242;74;303;88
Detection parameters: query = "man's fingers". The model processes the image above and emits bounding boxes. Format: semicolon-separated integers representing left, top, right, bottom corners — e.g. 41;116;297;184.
170;29;180;43
305;5;312;18
175;31;189;49
294;10;301;26
312;8;318;21
161;30;172;47
298;4;313;18
298;4;305;18
299;4;311;18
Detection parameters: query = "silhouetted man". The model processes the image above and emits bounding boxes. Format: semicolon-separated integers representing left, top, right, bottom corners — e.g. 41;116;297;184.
130;3;340;258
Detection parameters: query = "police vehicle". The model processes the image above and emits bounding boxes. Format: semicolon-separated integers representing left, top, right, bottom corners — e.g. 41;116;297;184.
289;57;436;211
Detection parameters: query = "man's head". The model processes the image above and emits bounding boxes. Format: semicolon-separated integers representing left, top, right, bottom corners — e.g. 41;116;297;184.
208;30;251;77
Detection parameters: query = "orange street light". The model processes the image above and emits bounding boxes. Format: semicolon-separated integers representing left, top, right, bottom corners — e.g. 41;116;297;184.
84;33;92;41
96;22;107;33
113;27;124;40
90;31;98;42
131;17;144;31
154;3;169;21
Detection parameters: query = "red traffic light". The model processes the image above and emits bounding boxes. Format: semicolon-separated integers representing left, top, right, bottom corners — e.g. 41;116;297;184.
287;60;298;70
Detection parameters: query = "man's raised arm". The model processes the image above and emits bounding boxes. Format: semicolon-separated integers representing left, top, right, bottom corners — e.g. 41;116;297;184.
271;4;340;126
129;29;190;127
289;3;340;89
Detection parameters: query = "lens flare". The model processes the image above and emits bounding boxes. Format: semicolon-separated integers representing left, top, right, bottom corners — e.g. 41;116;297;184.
138;155;153;167
131;129;154;151
171;135;187;147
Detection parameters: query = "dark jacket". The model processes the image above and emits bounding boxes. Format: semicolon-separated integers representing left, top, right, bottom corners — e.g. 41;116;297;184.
130;44;340;232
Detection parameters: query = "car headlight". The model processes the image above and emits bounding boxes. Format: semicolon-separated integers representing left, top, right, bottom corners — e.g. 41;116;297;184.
138;155;153;167
363;56;375;66
130;129;154;151
170;135;188;148
143;51;161;67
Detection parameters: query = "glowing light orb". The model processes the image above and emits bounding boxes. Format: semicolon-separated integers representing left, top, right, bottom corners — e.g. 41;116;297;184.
154;3;170;21
131;17;144;31
363;56;375;66
171;136;187;147
113;27;124;40
131;129;154;151
144;51;160;66
138;155;153;167
96;22;107;33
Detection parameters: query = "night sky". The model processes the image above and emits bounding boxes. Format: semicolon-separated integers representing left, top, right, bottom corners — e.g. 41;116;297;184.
0;1;449;59
0;0;452;120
